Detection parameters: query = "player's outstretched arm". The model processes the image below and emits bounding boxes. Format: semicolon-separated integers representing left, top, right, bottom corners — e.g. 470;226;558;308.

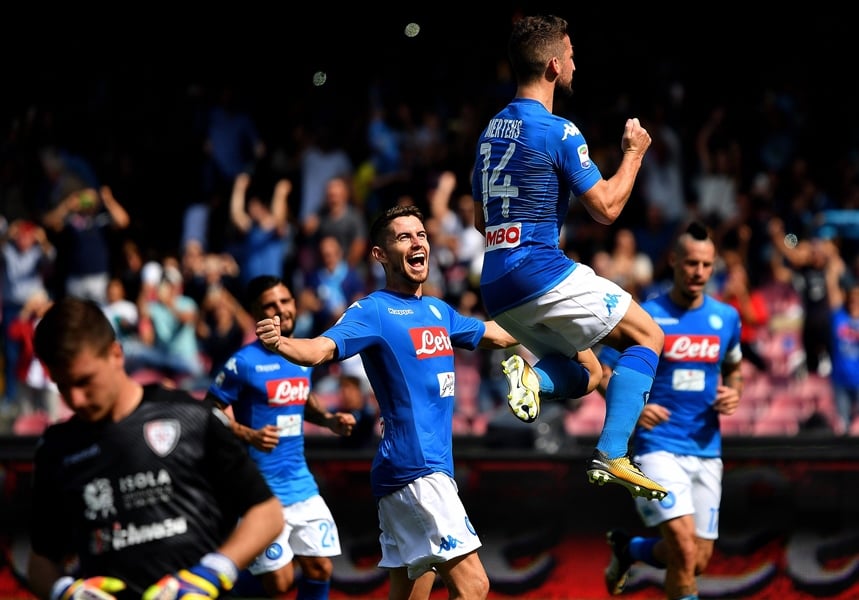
478;320;519;350
256;316;338;366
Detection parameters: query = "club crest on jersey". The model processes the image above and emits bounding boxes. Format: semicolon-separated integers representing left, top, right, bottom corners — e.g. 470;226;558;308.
663;334;720;363
266;377;310;405
411;326;453;358
265;542;284;561
144;419;180;457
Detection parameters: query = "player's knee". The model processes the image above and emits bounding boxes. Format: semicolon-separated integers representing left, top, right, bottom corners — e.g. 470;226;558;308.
467;570;490;600
675;540;699;572
448;555;489;600
695;545;714;575
645;320;665;353
300;556;333;580
264;567;296;595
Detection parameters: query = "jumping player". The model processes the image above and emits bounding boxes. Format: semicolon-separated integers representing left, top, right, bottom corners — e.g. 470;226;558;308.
472;13;667;500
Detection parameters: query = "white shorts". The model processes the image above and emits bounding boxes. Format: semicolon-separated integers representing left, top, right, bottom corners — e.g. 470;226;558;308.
377;472;482;580
632;451;723;540
247;494;342;575
494;264;632;357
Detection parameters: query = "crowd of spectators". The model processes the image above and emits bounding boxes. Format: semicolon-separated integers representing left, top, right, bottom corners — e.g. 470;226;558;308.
1;12;858;440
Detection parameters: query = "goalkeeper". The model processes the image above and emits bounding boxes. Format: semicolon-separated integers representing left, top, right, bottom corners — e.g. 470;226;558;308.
26;297;284;600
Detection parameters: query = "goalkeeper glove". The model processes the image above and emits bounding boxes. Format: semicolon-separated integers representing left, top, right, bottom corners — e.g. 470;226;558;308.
50;576;126;600
142;552;238;600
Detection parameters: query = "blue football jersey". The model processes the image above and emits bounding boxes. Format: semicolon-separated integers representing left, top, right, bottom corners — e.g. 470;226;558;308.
601;294;742;457
472;98;603;315
207;340;319;505
321;290;485;497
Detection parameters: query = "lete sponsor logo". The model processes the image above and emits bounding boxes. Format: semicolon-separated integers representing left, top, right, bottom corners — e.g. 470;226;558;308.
266;377;310;405
663;334;720;362
411;327;453;358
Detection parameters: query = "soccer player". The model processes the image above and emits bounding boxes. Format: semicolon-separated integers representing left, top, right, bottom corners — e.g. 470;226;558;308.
26;296;283;600
471;13;667;501
600;221;743;600
205;275;356;599
256;204;601;600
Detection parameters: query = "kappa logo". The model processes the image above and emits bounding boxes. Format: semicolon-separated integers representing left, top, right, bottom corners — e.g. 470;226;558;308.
335;300;362;325
561;122;581;140
603;293;620;316
144;419;180;457
224;357;238;374
438;534;463;552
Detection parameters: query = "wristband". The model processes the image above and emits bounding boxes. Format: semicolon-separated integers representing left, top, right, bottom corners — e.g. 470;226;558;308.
198;552;238;588
50;576;75;600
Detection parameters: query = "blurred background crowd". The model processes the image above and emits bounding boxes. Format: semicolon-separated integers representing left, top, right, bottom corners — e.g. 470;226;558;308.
1;6;858;440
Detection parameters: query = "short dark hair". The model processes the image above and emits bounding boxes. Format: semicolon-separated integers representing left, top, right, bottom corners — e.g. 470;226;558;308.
34;297;116;371
674;220;714;254
685;220;710;241
369;204;425;247
246;275;285;307
508;14;569;83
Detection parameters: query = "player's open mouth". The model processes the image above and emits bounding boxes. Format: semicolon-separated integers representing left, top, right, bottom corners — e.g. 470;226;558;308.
407;252;426;267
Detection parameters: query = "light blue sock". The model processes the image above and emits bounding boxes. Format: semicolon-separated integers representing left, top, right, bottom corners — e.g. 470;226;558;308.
597;345;658;458
532;353;591;400
629;536;665;568
297;577;330;600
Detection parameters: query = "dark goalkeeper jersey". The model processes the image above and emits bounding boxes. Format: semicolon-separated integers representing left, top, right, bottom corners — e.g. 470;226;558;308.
29;384;274;598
